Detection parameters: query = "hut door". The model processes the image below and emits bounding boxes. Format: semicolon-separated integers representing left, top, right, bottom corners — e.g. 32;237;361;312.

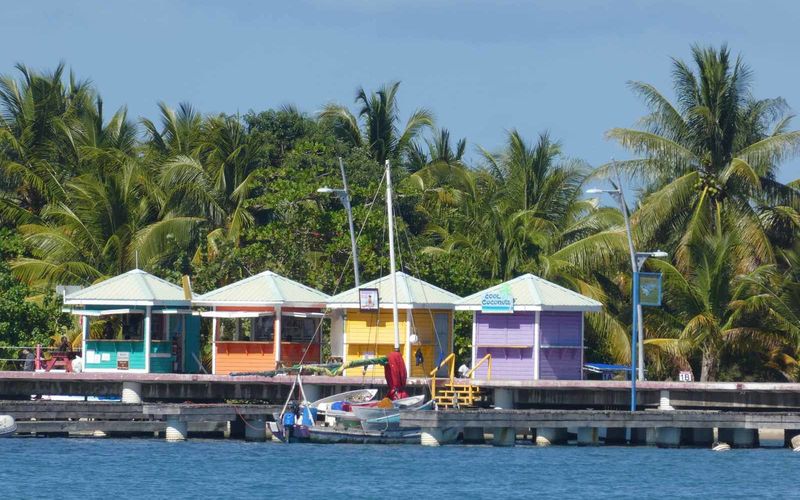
433;313;450;362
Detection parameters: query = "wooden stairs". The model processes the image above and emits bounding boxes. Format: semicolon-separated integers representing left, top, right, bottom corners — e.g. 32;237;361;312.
433;382;487;409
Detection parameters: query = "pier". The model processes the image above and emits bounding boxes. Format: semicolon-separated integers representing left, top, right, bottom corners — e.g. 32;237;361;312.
3;372;800;449
400;408;800;448
3;372;800;409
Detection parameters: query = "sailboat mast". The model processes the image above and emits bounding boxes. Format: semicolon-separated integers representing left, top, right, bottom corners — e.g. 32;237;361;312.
385;159;401;351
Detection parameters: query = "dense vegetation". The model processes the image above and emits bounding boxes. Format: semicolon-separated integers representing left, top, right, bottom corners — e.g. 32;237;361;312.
1;45;798;381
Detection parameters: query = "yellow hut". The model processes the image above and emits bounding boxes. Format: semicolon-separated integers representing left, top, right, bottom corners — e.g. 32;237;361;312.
327;272;461;377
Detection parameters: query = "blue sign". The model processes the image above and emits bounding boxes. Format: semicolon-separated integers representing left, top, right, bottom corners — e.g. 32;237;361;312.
481;286;514;313
638;272;662;307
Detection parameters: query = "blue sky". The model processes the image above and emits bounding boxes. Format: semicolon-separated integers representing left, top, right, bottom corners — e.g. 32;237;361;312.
3;0;799;182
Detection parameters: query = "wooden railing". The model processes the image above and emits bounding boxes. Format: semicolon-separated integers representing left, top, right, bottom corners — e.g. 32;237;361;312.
466;353;493;381
429;352;456;399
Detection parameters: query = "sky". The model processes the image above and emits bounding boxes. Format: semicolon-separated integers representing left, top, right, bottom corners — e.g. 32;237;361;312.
2;0;799;183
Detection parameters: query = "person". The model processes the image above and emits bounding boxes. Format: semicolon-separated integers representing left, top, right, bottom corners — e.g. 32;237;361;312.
58;335;71;353
22;349;35;371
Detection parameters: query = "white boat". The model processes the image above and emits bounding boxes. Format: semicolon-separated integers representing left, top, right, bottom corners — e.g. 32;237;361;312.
311;388;378;412
0;415;16;437
350;394;426;421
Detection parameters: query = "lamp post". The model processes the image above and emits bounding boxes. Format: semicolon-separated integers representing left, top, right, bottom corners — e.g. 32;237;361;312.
318;157;360;287
587;168;667;411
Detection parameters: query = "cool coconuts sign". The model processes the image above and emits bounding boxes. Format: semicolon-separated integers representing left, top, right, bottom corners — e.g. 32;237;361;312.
480;285;514;313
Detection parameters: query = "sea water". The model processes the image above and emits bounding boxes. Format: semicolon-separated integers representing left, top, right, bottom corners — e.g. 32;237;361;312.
0;438;797;499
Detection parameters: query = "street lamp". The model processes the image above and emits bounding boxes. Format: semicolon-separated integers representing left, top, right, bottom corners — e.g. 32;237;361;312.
586;166;667;411
317;158;360;287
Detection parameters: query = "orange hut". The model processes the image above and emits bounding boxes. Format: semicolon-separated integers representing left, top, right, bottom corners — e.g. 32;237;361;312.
194;271;330;375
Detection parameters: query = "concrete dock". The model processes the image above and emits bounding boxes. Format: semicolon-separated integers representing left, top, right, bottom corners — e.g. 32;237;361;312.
3;372;800;409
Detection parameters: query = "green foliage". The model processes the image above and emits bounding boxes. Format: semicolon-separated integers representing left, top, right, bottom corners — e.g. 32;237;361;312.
0;229;71;367
0;54;798;382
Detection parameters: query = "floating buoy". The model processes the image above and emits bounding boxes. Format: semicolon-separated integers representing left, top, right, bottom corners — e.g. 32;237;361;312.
712;442;731;452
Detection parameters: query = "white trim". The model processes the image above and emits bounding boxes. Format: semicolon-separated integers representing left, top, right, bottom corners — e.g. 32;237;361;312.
405;309;412;375
274;306;282;364
197;311;275;319
326;302;456;311
144;306;152;373
192;300;328;308
534;311;541;381
153;309;193;315
81;315;89;367
471;311;477;369
341;311;348;377
580;313;585;381
70;308;144;317
63;299;190;307
282;312;326;318
455;304;602;312
211;308;218;374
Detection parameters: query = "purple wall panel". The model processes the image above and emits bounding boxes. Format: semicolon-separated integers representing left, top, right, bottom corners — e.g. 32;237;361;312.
474;347;534;380
473;311;584;380
505;313;535;345
475;312;534;346
539;312;581;347
539;348;582;380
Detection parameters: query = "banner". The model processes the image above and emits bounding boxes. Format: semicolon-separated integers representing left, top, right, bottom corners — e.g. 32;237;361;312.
638;272;662;307
481;285;514;313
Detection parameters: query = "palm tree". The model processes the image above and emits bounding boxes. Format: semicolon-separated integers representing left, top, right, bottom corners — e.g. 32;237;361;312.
607;44;800;271
159;114;266;253
0;63;94;216
12;161;201;286
646;231;782;381
407;128;466;172
319;81;433;165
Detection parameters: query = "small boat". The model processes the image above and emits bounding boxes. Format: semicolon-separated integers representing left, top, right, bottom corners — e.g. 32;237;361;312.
0;415;16;437
351;394;426;421
712;441;731;452
359;400;434;432
311;389;378;412
309;425;422;444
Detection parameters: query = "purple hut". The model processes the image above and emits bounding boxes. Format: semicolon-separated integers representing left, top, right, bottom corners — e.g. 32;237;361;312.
456;274;602;380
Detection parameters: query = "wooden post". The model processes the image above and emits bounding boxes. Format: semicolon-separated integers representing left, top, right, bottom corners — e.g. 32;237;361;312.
274;306;282;366
405;309;412;375
144;306;152;373
533;311;541;380
81;315;89;369
471;312;477;370
211;310;218;374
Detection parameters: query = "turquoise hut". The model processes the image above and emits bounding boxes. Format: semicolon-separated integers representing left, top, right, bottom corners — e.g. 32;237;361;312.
63;269;201;373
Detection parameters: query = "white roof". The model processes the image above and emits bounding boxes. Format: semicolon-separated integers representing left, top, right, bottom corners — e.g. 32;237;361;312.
193;271;329;308
63;269;191;306
456;273;602;312
327;271;461;310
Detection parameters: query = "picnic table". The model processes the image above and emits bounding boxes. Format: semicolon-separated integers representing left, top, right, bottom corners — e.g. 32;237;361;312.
41;351;80;372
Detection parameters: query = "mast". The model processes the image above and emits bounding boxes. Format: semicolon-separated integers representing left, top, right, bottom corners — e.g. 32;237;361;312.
385;160;401;352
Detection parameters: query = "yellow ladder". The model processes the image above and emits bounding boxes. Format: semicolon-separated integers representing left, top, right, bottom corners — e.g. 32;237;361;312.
429;353;492;409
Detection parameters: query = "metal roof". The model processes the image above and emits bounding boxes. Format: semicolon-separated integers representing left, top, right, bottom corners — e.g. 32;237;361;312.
63;269;191;306
327;271;461;310
456;273;602;312
194;271;329;307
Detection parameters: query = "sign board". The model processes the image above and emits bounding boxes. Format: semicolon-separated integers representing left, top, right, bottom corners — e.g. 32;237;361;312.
117;351;130;370
481;285;514;313
678;371;694;382
638;272;663;307
358;288;379;311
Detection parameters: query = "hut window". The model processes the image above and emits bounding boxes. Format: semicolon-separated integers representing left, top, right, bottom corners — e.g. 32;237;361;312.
252;316;275;341
122;314;143;340
281;316;319;343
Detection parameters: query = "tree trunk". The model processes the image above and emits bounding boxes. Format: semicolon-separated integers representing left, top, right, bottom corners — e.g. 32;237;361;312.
700;349;719;382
